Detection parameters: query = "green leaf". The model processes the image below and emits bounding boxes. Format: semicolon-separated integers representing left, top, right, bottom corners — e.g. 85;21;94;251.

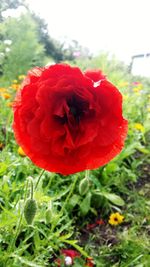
63;239;90;258
104;162;119;174
10;254;43;267
52;187;70;200
93;190;125;206
116;142;139;161
0;162;7;175
67;194;80;210
59;232;73;241
136;146;149;154
80;192;92;215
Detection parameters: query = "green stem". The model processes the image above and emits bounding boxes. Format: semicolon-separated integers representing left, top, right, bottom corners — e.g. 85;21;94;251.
8;180;29;253
8;159;20;168
30;179;34;199
61;174;78;213
45;173;55;190
34;169;45;191
51;174;79;232
85;169;90;179
5;112;13;146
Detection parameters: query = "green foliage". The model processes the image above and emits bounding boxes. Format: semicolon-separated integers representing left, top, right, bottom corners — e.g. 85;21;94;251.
0;53;150;266
0;0;25;21
72;52;131;83
0;13;45;81
31;13;65;63
80;192;92;216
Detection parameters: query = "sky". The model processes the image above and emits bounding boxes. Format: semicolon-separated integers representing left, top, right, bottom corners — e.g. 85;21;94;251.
25;0;150;64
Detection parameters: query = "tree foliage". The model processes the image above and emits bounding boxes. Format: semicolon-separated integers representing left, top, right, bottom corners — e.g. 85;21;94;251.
0;0;91;80
31;14;65;62
0;13;45;80
0;0;25;21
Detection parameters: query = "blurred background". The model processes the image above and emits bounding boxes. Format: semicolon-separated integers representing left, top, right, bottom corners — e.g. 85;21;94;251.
0;0;150;81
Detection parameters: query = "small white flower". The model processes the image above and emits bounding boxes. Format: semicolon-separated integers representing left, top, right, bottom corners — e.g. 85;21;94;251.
5;47;10;53
64;256;73;265
4;39;12;45
0;52;4;58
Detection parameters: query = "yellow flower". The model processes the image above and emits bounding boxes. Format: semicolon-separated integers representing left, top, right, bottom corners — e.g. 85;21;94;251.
133;87;140;93
0;87;6;92
132;82;143;89
18;75;25;80
1;93;11;99
134;123;145;132
13;79;18;83
137;83;143;89
18;147;26;157
109;212;124;225
147;107;150;112
123;94;129;100
118;81;129;87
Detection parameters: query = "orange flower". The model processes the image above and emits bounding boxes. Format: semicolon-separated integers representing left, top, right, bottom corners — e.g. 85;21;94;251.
0;88;6;92
1;93;11;99
11;84;20;90
7;102;13;108
0;143;4;150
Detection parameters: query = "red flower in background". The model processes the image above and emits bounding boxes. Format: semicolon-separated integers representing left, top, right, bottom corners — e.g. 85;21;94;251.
85;257;94;267
96;219;105;225
55;249;80;266
86;218;105;230
13;64;128;175
55;249;94;266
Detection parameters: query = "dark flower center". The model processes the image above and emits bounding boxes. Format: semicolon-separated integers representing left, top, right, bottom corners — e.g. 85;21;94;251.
54;95;89;125
67;95;88;123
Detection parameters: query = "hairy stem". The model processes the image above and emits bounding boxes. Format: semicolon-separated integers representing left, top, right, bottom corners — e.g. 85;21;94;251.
34;169;45;191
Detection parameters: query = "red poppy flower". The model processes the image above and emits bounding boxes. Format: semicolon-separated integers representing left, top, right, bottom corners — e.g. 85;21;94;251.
62;249;80;258
96;219;105;225
55;249;80;266
85;257;94;267
86;218;105;230
86;223;97;230
13;64;128;175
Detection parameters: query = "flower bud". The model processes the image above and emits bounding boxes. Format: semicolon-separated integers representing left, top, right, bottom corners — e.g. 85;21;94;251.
45;208;53;224
24;198;37;225
79;177;90;196
45;201;53;223
18;146;26;157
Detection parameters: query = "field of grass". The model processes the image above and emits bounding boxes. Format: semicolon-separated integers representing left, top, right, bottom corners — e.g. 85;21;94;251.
0;58;150;267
